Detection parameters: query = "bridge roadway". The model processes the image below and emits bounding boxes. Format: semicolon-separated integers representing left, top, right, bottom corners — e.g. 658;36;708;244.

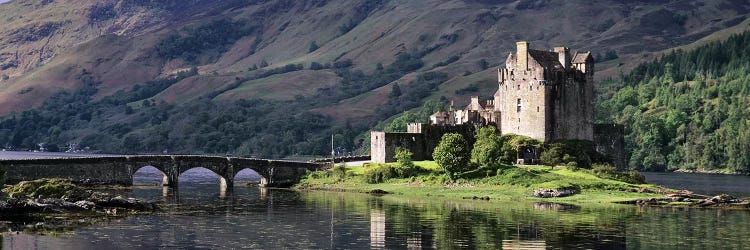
0;155;330;189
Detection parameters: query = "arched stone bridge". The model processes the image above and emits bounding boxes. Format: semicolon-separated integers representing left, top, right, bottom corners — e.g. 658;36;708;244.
0;155;330;189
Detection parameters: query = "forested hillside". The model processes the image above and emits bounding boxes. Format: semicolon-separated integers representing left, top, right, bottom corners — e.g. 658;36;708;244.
598;31;750;173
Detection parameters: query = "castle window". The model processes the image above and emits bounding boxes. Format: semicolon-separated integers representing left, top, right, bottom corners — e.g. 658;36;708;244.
530;85;532;91
517;85;520;90
537;106;539;112
516;99;521;112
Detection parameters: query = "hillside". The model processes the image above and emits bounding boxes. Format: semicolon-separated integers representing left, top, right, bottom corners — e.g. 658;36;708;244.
0;0;749;157
598;30;750;173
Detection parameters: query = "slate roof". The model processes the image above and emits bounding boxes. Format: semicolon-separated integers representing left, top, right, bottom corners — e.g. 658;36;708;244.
573;52;592;63
528;49;563;69
432;111;448;117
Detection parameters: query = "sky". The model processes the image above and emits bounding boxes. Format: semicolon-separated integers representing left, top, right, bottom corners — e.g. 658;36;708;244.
0;0;11;4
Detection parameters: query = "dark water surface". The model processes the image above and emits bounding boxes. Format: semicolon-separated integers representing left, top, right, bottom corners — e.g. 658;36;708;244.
643;172;750;197
2;169;750;249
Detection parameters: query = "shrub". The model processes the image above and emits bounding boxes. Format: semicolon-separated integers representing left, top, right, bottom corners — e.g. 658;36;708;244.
332;163;348;180
433;133;471;179
364;164;397;184
592;163;646;184
541;141;595;168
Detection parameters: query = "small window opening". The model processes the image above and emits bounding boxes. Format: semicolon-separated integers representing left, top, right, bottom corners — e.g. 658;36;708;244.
516;99;522;113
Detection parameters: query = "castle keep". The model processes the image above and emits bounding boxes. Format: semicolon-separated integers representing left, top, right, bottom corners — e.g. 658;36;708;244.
372;41;624;167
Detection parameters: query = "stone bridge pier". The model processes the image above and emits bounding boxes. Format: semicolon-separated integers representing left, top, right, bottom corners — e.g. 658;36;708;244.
0;155;328;191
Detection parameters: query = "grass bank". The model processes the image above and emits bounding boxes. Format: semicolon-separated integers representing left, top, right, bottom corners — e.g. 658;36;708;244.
296;161;666;204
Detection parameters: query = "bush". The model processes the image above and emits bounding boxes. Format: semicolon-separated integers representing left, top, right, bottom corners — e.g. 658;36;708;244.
541;140;595;168
592;163;646;184
433;133;471;179
364;164;397;184
332;163;348;180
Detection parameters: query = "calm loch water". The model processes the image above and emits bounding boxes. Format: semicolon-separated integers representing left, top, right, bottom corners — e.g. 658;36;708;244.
1;168;750;249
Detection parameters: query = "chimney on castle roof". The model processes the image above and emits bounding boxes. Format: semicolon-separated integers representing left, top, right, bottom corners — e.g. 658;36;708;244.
516;41;529;70
554;46;570;68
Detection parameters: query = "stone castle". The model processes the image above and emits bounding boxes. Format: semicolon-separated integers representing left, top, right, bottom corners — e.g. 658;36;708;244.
372;41;625;168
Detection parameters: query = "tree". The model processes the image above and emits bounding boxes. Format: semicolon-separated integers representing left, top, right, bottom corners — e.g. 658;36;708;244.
310;62;323;70
478;59;489;70
433;133;471;179
389;83;402;99
259;60;269;68
541;143;564;166
471;127;502;168
308;41;319;53
395;147;414;168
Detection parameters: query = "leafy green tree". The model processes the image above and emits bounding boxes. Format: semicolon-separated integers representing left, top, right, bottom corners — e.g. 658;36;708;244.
394;147;419;177
541;143;563;166
433;133;471;179
471;127;502;168
395;147;414;169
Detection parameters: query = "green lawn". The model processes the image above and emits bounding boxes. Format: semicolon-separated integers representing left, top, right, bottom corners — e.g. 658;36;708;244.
297;161;665;204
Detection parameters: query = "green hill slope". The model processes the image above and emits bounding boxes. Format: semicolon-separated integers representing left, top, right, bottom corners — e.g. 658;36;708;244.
598;31;750;173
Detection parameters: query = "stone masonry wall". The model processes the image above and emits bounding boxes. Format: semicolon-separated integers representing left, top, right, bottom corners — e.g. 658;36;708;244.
371;131;426;163
497;59;548;140
372;124;477;163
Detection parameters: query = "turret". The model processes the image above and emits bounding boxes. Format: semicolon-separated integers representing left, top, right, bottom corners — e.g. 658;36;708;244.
516;41;529;70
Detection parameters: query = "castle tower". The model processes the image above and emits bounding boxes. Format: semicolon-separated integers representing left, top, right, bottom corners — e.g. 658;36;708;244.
494;41;594;142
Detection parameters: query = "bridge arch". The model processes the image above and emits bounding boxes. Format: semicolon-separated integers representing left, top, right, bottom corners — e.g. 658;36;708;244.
132;165;169;186
233;167;266;186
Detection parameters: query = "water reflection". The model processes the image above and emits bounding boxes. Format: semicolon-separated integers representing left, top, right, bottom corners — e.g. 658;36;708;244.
3;182;750;249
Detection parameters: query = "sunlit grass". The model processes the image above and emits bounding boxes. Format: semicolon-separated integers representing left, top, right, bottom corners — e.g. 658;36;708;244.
298;161;664;204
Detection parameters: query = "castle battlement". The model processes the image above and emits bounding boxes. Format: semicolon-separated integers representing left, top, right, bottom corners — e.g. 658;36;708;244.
372;41;622;168
431;41;594;142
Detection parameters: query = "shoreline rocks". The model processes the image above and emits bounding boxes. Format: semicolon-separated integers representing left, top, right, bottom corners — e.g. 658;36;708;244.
616;192;750;209
1;179;157;215
533;189;578;198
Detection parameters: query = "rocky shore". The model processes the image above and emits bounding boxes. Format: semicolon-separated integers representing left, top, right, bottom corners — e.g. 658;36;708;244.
1;179;157;218
616;190;750;209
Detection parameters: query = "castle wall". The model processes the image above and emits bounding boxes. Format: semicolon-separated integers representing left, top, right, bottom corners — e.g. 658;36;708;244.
593;124;626;170
496;56;548;141
371;131;427;163
372;124;477;163
550;75;593;141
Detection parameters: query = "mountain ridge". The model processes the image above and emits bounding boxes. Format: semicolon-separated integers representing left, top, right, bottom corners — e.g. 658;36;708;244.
0;0;749;156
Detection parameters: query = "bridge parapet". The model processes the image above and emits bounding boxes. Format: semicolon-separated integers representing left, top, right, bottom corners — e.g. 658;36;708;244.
0;155;327;189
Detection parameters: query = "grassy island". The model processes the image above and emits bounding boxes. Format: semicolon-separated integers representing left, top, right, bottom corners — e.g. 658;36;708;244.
296;161;666;204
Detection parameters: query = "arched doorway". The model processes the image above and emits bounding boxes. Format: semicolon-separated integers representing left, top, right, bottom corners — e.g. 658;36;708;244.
133;166;168;186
